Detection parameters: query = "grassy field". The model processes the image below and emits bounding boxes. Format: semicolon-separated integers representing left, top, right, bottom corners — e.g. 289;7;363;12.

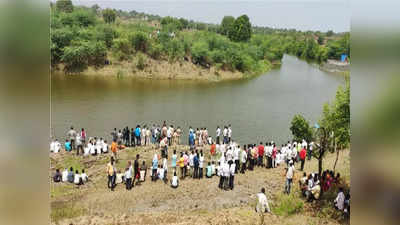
50;145;350;225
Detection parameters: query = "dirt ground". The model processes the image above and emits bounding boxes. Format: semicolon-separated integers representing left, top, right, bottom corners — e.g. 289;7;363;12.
50;145;350;225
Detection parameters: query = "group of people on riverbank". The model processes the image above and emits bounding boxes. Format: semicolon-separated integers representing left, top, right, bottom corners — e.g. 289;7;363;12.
51;123;348;217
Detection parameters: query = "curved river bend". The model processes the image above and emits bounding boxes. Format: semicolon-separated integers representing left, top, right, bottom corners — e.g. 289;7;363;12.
51;55;344;144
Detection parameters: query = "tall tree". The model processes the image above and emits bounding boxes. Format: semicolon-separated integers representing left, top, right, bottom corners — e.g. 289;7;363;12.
56;0;73;13
228;15;252;42
220;16;235;35
102;9;116;24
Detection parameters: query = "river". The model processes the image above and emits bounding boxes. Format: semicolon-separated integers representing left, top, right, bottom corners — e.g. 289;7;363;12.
51;55;344;145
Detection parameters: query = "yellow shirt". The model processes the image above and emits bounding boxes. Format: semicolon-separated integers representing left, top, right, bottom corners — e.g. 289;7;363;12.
107;163;114;176
178;157;184;168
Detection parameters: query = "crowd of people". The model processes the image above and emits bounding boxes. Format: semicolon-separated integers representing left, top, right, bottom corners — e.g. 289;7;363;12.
51;123;348;217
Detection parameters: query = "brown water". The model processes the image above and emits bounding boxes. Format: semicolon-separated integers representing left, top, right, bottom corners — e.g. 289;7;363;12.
51;55;344;144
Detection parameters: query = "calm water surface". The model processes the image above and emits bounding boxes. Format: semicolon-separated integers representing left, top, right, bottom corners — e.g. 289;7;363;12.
51;55;344;144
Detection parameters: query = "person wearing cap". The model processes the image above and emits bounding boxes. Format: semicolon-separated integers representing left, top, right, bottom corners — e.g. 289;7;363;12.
256;187;271;213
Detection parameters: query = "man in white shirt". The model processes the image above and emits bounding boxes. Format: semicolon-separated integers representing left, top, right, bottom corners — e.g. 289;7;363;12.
233;145;240;173
171;171;179;188
256;188;271;213
50;140;56;153
218;162;224;189
334;188;345;210
81;169;88;183
74;170;82;185
189;151;194;177
308;142;314;160
216;126;221;144
62;168;68;182
285;161;295;194
240;147;247;174
223;162;230;190
223;126;228;144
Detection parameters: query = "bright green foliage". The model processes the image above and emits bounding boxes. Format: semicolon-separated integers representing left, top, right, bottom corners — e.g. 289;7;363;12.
112;38;131;61
148;42;162;59
61;44;89;73
51;28;74;66
56;0;73;13
72;9;96;27
228;15;252;42
191;41;210;66
290;114;313;142
86;41;107;69
102;9;116;23
320;76;350;150
161;16;183;31
220;16;235;35
327;33;350;59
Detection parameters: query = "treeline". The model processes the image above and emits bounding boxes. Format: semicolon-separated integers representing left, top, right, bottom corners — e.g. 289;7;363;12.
51;0;349;75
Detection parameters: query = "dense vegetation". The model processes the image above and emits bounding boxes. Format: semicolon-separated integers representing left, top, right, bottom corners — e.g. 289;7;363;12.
51;1;350;75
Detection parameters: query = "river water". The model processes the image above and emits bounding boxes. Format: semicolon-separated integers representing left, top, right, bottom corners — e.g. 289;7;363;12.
51;55;344;145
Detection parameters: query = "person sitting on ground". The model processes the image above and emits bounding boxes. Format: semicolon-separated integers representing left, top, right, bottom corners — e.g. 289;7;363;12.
171;171;179;188
334;187;345;211
102;140;108;153
81;169;88;183
67;167;74;183
74;170;83;185
159;165;166;183
206;162;212;178
65;139;71;152
140;161;147;182
53;169;62;183
299;172;308;196
115;170;124;184
256;187;271;213
152;154;158;181
62;168;68;182
306;180;321;202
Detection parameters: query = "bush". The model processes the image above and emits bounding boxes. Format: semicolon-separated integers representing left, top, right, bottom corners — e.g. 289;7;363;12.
56;0;73;13
148;42;162;59
191;41;209;66
61;44;89;74
290;114;313;142
135;53;147;70
87;41;107;69
102;9;116;24
72;9;96;27
112;38;131;61
130;31;149;53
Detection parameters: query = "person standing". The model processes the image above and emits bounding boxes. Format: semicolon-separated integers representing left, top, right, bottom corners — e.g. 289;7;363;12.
111;140;118;162
240;145;247;174
106;157;116;191
133;154;140;186
80;128;86;145
285;161;295;194
308;142;313;160
223;126;228;144
229;162;235;190
135;125;141;146
234;145;240;173
272;144;277;168
258;142;264;167
256;188;271;213
199;151;204;179
216;126;221;145
67;126;77;150
125;161;133;190
299;147;307;171
130;127;135;147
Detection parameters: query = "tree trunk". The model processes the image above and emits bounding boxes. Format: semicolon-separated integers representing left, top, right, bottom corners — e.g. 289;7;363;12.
318;156;323;177
333;148;340;173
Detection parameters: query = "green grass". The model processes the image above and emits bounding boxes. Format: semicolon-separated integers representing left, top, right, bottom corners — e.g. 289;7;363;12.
272;192;304;216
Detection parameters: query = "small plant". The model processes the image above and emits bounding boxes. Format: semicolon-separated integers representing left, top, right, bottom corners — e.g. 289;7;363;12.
136;53;147;70
272;193;304;216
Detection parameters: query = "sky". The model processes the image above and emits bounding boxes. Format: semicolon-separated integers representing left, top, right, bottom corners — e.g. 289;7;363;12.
70;0;350;32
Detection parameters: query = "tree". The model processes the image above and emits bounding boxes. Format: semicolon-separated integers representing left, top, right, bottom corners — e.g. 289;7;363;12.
56;0;73;13
91;4;101;15
130;32;149;53
290;114;313;143
61;44;89;74
326;30;334;37
220;16;235;35
320;76;350;171
103;9;116;23
228;15;252;42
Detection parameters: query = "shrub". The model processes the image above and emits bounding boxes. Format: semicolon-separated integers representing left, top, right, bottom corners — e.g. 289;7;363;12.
130;31;149;53
135;53;147;70
61;44;89;74
191;41;210;66
112;38;131;61
148;42;163;59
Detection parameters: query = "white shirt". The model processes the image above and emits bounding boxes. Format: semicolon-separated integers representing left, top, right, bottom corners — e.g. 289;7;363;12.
125;166;133;179
335;191;345;210
256;193;271;213
54;141;61;153
217;165;223;176
226;149;233;161
219;144;226;154
223;163;230;177
102;143;108;153
228;127;232;138
189;154;194;167
81;173;88;183
62;169;68;182
216;128;221;137
158;168;165;179
171;176;178;187
230;164;235;176
241;150;247;163
199;156;204;168
286;166;295;179
211;164;216;175
223;128;228;137
167;128;172;138
163;158;168;171
89;143;95;154
74;173;81;184
234;147;240;161
50;141;56;152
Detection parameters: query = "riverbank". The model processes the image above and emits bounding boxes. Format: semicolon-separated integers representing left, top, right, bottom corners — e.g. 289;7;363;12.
53;57;273;82
319;59;350;73
50;145;350;225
